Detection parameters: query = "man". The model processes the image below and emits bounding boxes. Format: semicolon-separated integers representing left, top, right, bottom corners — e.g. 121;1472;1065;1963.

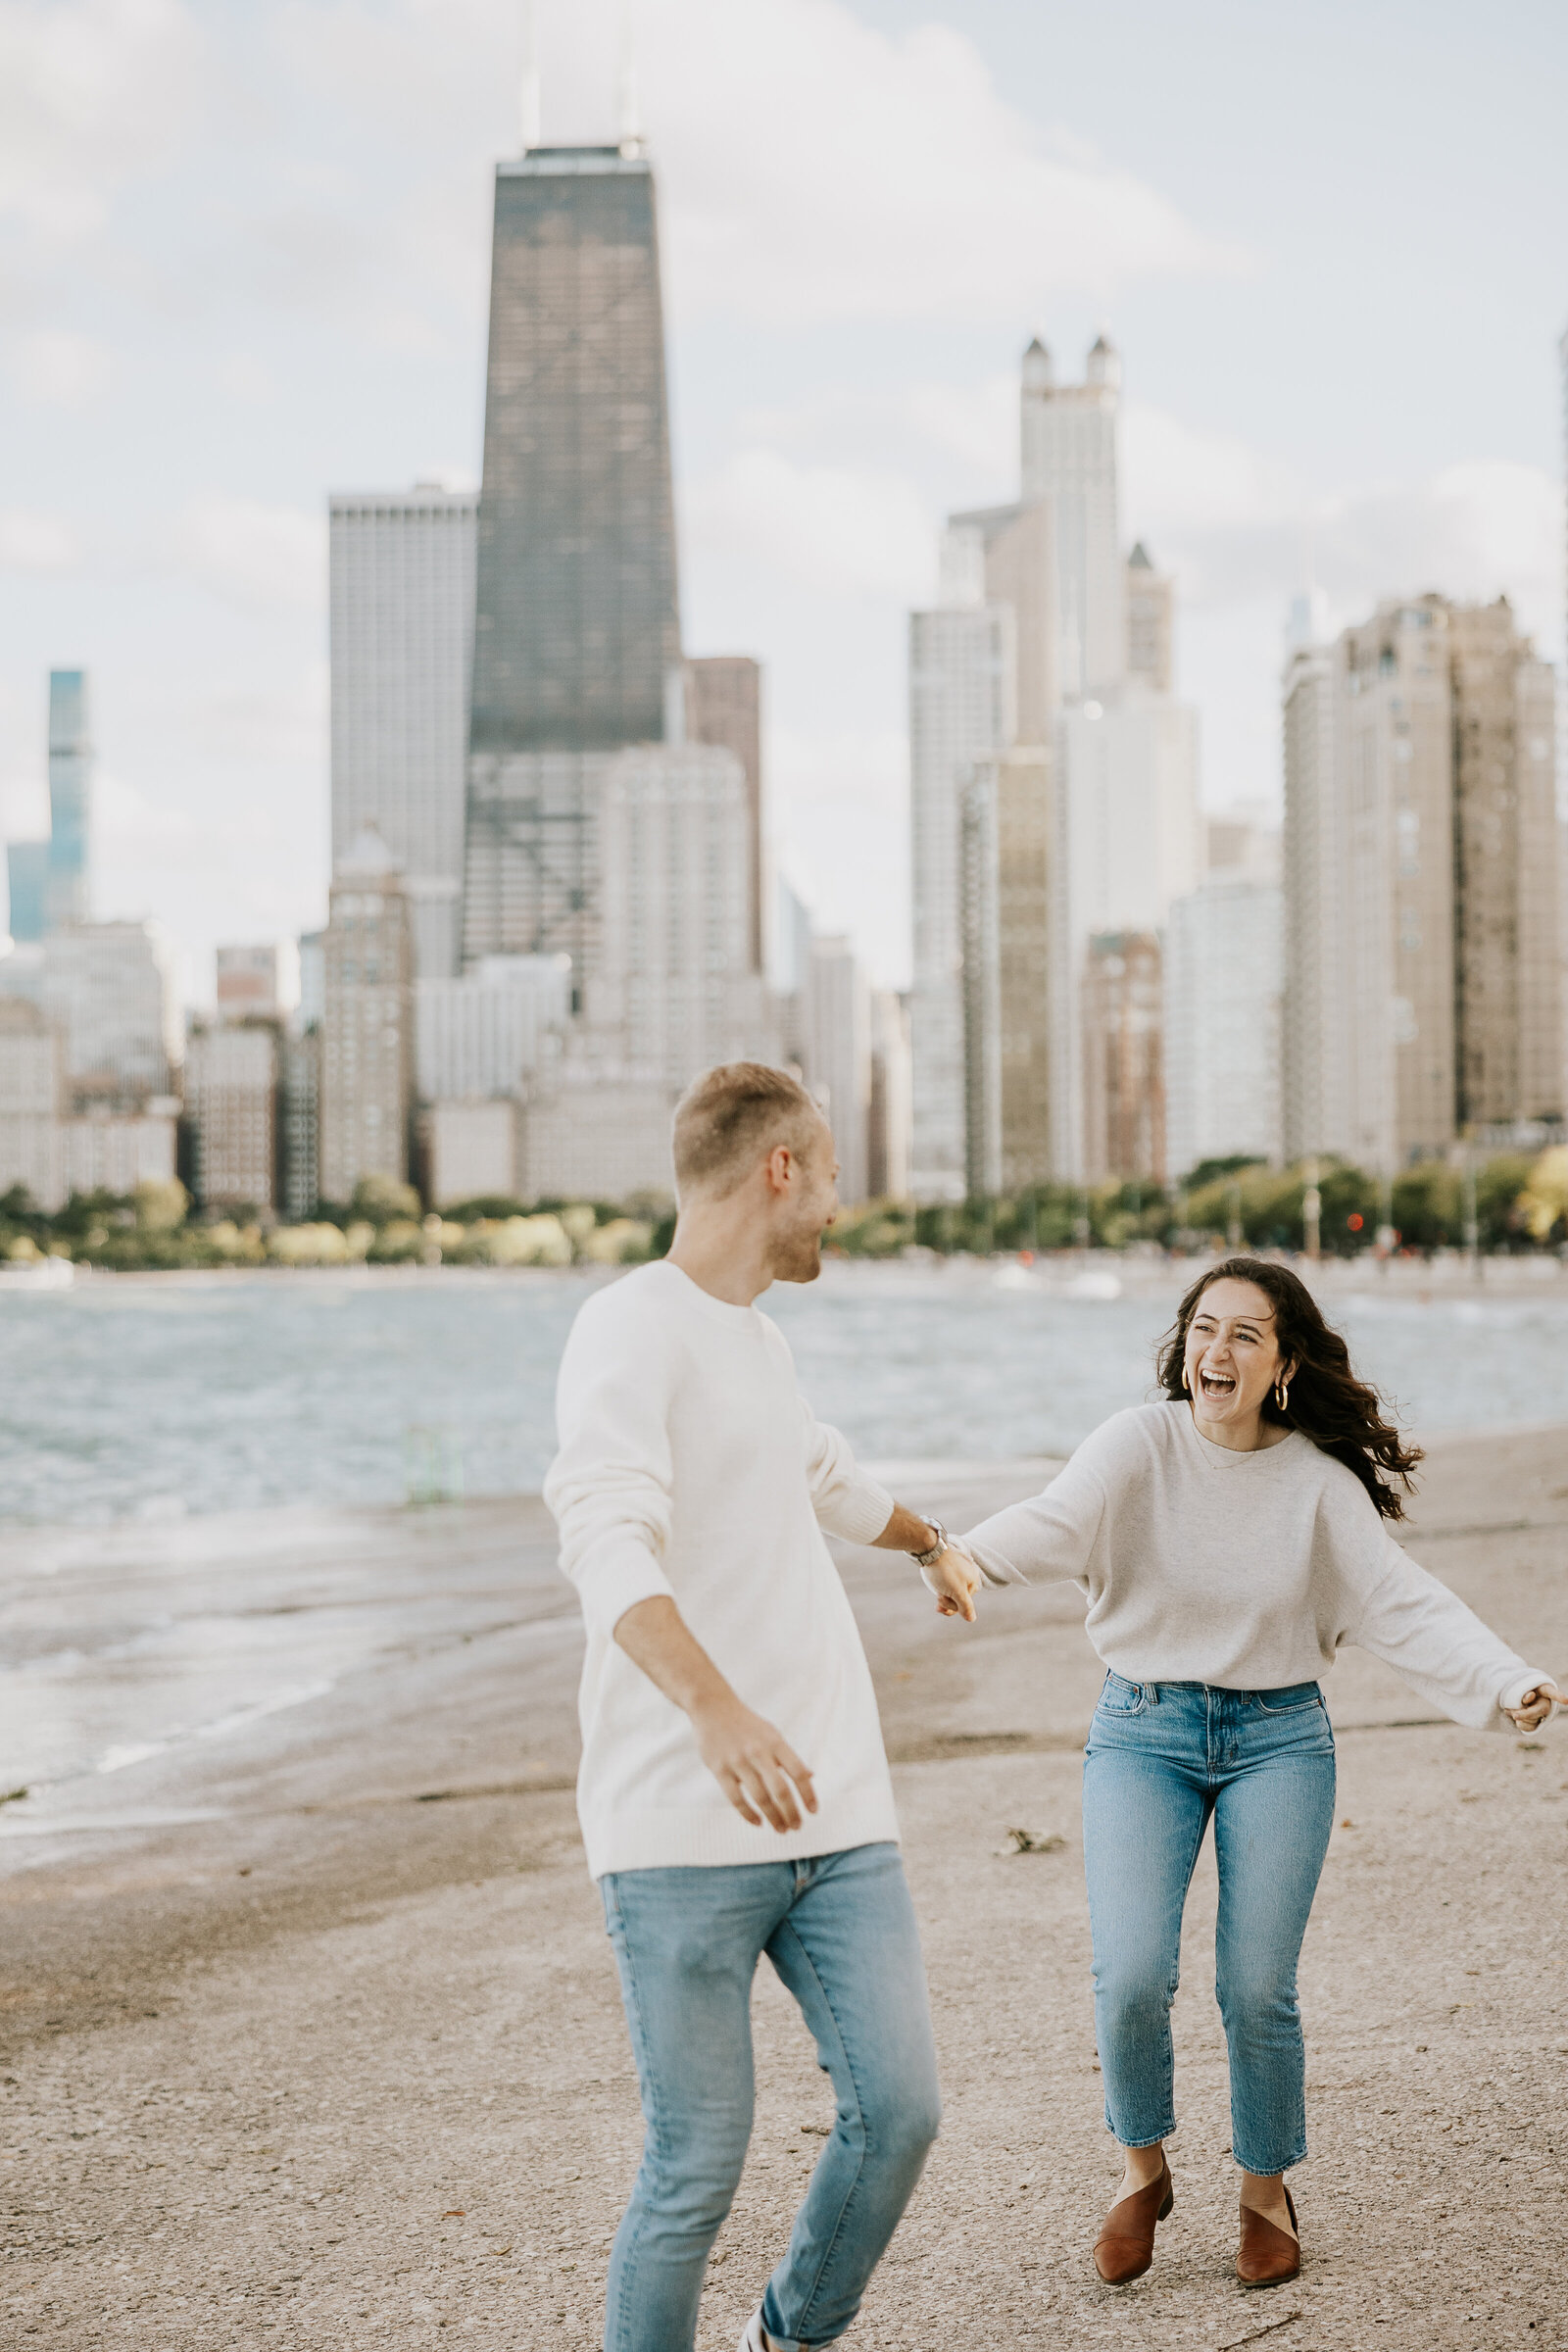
545;1060;981;2352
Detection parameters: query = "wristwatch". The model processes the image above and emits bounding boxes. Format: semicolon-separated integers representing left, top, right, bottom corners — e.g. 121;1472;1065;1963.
907;1518;948;1568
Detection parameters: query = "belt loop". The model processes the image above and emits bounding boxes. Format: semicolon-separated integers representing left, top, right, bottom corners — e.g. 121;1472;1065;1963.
1145;1682;1159;1705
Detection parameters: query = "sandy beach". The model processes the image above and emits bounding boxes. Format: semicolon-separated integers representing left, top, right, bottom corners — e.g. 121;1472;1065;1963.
3;1430;1566;2350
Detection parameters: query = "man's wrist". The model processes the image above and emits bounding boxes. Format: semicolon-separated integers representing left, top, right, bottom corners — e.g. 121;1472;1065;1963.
907;1518;948;1568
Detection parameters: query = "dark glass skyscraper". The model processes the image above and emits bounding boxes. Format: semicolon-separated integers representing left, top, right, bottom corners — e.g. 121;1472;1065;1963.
464;146;683;972
468;148;680;755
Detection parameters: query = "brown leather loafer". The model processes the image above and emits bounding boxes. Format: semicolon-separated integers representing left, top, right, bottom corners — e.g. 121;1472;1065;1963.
1237;2183;1300;2287
1093;2159;1174;2283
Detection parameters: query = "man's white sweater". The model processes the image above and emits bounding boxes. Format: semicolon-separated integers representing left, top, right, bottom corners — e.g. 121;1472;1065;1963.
544;1261;901;1880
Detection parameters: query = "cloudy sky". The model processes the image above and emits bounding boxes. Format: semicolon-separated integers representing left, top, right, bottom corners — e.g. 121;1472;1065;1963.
3;0;1565;998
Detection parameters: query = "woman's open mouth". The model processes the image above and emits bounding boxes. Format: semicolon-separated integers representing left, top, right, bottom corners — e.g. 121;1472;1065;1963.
1198;1370;1237;1399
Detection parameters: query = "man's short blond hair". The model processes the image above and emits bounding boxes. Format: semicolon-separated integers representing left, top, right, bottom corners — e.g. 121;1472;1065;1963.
672;1062;822;1198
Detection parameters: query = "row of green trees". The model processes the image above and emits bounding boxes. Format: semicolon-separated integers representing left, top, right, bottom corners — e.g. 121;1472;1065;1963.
0;1176;670;1273
824;1148;1568;1259
6;1150;1568;1273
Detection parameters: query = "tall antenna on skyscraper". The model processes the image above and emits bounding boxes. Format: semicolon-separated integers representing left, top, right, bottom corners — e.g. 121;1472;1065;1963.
616;0;642;152
519;0;541;153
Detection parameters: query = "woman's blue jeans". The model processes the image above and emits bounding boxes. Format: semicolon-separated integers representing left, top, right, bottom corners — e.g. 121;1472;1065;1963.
599;1841;941;2352
1082;1674;1336;2178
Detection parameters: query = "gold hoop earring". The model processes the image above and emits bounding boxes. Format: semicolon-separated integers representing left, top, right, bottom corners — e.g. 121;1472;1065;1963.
1275;1376;1291;1414
1180;1364;1190;1393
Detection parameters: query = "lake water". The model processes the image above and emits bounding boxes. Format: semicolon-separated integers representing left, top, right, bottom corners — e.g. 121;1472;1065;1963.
4;1257;1568;1526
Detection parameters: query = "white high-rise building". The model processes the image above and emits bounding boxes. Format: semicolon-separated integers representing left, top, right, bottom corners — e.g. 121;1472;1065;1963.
216;944;282;1022
868;991;911;1200
907;601;1016;1200
319;830;415;1201
40;921;182;1107
416;956;569;1102
1050;695;1202;1180
0;1000;63;1208
60;1115;175;1196
808;935;871;1205
593;743;773;1089
185;1025;279;1210
329;486;477;980
1282;628;1348;1164
1164;877;1284;1184
1284;593;1559;1173
1020;335;1125;701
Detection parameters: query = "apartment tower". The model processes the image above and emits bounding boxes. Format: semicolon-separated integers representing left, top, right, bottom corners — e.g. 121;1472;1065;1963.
1020;335;1124;701
319;831;415;1200
1282;594;1561;1171
329;487;477;979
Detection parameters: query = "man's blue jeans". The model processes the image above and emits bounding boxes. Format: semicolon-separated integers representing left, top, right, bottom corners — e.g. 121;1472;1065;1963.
599;1841;941;2352
1082;1674;1337;2178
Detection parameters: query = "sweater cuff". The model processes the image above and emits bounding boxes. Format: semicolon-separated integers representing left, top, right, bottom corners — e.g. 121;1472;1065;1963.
578;1540;676;1646
820;1474;896;1546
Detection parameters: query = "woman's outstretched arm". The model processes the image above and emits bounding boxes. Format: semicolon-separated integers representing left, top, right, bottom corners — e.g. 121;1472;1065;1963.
1352;1534;1560;1734
961;1448;1108;1590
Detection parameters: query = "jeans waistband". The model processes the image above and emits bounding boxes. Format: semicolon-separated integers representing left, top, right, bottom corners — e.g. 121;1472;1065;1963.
1102;1672;1323;1707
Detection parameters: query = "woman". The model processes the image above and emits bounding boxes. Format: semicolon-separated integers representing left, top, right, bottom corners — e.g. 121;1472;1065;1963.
954;1257;1560;2291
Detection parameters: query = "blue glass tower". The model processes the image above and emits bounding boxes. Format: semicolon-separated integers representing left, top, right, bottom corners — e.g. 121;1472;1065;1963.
45;669;91;930
5;842;48;943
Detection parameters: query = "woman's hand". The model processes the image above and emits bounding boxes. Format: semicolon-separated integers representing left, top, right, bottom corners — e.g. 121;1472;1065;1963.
927;1544;982;1623
1504;1681;1563;1733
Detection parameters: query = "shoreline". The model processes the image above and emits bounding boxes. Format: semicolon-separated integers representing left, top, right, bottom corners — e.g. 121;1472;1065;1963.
5;1244;1568;1295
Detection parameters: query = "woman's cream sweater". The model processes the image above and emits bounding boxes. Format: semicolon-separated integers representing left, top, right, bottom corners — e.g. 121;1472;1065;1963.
962;1402;1544;1731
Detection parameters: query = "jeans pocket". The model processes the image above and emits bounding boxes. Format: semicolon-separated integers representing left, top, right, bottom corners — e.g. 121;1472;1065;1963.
1254;1685;1323;1716
1096;1673;1149;1717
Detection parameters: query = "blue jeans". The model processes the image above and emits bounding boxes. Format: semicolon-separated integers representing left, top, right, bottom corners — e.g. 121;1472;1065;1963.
599;1841;941;2352
1082;1674;1336;2178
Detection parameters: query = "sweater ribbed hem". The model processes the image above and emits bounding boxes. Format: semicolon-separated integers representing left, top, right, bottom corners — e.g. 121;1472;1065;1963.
581;1785;902;1881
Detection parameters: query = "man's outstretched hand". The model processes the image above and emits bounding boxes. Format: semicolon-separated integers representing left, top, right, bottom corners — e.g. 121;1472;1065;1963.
691;1692;817;1831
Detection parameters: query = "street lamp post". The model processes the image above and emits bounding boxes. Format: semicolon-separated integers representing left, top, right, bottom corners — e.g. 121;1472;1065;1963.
1302;1157;1321;1260
1376;1167;1396;1269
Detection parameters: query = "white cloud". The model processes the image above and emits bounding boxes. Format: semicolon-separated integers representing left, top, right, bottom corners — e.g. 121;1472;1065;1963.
160;665;329;766
167;497;326;613
272;0;1247;329
1121;403;1562;654
0;509;80;569
685;449;935;603
1120;423;1565;812
0;0;210;240
1124;403;1307;540
10;326;112;407
650;4;1250;326
1319;461;1562;647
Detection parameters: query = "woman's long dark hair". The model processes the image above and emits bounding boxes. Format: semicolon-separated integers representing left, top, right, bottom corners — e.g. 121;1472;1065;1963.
1155;1255;1422;1522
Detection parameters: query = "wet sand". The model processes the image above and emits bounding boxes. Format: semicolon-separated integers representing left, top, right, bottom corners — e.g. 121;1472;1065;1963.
2;1431;1566;2350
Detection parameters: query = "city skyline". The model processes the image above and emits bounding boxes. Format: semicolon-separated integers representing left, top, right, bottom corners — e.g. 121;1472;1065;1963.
1;0;1565;1005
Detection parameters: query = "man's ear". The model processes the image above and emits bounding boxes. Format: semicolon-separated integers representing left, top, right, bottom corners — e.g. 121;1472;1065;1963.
762;1143;794;1196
